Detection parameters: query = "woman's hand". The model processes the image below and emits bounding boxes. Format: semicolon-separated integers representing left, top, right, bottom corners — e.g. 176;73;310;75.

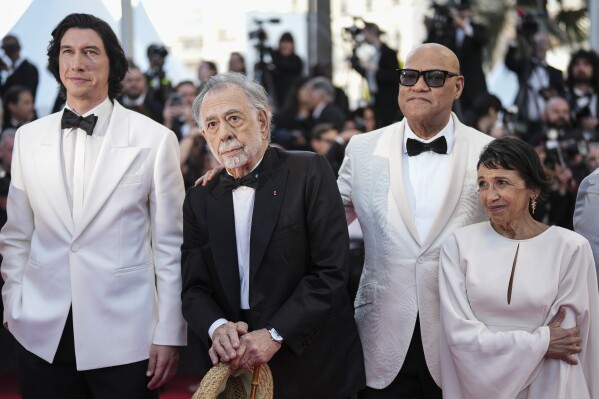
545;306;582;365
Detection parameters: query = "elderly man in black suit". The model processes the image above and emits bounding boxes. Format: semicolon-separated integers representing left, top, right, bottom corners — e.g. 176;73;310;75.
181;72;365;399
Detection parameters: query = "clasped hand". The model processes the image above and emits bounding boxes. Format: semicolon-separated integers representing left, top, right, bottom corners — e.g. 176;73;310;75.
209;321;281;369
545;306;582;365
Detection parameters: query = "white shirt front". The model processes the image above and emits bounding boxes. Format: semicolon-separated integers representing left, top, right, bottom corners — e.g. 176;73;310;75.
61;98;113;223
402;119;454;241
208;161;262;339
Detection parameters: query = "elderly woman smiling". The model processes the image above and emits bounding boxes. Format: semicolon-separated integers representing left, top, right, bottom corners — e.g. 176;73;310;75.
439;137;599;399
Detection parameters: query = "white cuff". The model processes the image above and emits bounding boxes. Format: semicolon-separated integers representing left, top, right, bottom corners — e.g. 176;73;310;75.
208;318;228;341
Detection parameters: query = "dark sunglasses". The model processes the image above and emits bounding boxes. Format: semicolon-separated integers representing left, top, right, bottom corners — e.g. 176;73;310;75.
397;69;459;88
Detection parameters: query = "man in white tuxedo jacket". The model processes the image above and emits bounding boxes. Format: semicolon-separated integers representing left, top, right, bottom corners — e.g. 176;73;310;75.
338;43;492;398
0;13;185;399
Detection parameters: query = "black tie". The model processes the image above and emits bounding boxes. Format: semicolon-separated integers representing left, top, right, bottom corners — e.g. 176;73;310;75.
61;108;98;136
406;136;448;156
220;172;258;191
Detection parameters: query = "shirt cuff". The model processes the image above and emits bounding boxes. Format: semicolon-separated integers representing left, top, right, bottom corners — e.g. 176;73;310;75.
208;318;228;341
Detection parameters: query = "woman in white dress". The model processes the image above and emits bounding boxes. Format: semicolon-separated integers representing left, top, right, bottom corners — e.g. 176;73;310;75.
439;137;599;399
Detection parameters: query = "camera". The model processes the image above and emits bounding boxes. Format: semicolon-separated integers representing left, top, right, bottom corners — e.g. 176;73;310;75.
168;93;182;107
146;44;168;64
429;2;455;41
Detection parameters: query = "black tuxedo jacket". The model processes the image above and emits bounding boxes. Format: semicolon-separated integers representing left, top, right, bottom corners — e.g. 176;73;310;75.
181;146;365;398
0;59;39;99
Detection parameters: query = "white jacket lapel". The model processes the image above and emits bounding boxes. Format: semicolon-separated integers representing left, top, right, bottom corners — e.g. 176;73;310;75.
74;101;140;238
389;120;422;246
33;112;75;234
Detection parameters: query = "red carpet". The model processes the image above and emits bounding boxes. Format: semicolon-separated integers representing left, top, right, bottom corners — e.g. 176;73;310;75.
0;374;201;399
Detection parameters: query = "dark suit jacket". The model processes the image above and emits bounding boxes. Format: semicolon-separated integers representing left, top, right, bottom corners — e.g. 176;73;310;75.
181;146;365;398
0;59;39;100
352;43;399;127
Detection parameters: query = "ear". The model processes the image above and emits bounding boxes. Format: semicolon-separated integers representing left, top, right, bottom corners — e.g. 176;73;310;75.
454;75;465;100
257;109;270;139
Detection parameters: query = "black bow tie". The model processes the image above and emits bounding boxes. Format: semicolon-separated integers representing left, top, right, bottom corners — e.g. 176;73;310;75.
406;136;448;156
220;172;258;191
61;108;98;136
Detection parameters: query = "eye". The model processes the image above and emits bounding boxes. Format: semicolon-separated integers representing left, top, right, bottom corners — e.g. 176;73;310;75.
478;181;488;190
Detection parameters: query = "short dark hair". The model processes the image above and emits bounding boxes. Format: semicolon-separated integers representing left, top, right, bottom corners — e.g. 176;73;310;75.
3;85;32;122
477;137;552;200
47;13;128;100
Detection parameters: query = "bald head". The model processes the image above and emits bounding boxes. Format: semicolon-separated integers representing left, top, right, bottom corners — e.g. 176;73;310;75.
399;43;464;139
405;43;460;75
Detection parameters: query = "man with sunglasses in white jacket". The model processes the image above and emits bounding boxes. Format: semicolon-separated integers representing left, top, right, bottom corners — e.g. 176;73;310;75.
338;43;492;398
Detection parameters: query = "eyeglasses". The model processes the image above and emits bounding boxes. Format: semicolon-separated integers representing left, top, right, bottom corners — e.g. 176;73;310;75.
397;69;459;88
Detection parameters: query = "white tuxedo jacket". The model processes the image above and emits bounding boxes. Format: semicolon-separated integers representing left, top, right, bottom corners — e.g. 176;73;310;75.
0;101;186;370
338;113;492;388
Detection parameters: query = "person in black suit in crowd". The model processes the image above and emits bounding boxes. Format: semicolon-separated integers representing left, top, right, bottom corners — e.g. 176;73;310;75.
2;85;34;131
181;72;365;399
565;49;599;141
304;76;346;134
270;32;304;110
0;35;39;101
505;32;565;138
351;22;399;127
118;65;164;123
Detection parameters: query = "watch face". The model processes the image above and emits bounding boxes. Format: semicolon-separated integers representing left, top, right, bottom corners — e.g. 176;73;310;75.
269;328;283;342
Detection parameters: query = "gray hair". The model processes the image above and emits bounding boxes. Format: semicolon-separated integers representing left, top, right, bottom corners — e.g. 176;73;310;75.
306;76;335;102
191;72;273;135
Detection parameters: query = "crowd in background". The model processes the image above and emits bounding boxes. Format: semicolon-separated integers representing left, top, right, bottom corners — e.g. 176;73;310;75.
1;5;599;231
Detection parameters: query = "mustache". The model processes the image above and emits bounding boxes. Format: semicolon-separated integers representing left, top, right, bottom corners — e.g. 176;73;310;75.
219;139;243;154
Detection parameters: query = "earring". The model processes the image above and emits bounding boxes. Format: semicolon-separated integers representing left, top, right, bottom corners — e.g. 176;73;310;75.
531;198;537;214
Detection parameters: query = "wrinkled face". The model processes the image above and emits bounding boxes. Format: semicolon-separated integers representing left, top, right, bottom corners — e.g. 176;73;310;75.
177;83;198;107
199;85;268;170
572;58;593;82
544;99;570;127
122;68;146;99
59;28;110;105
398;46;463;132
477;166;536;226
8;91;34;122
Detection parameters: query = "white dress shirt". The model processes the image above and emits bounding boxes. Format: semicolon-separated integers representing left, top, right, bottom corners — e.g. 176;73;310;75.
61;98;113;224
208;160;262;339
402;119;454;241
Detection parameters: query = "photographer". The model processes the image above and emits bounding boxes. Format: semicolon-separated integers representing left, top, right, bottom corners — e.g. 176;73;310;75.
505;26;565;139
565;49;599;141
350;22;399;127
144;43;172;106
425;0;488;113
162;80;198;141
0;35;39;101
270;32;304;110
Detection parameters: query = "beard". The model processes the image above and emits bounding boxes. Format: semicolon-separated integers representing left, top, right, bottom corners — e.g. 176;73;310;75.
211;134;262;170
572;75;591;85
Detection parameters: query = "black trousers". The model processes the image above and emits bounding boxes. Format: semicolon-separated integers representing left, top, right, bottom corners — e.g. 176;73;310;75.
358;317;442;399
14;310;158;399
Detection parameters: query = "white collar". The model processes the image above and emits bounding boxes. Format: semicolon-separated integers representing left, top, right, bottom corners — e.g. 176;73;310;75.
64;97;113;137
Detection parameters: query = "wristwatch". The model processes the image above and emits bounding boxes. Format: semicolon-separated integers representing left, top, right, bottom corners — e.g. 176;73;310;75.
268;327;284;344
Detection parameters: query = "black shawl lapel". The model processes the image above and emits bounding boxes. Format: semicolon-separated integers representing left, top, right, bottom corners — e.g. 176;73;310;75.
250;147;288;282
207;170;241;314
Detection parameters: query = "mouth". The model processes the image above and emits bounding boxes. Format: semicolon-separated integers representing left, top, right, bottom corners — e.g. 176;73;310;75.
487;204;506;213
68;77;89;84
221;147;243;157
408;97;430;103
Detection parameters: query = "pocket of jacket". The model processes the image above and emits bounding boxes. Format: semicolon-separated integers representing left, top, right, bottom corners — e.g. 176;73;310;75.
354;283;376;309
114;260;152;275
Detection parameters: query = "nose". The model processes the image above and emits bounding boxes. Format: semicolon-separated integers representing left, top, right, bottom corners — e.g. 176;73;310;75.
217;123;235;142
411;74;430;91
70;51;86;71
